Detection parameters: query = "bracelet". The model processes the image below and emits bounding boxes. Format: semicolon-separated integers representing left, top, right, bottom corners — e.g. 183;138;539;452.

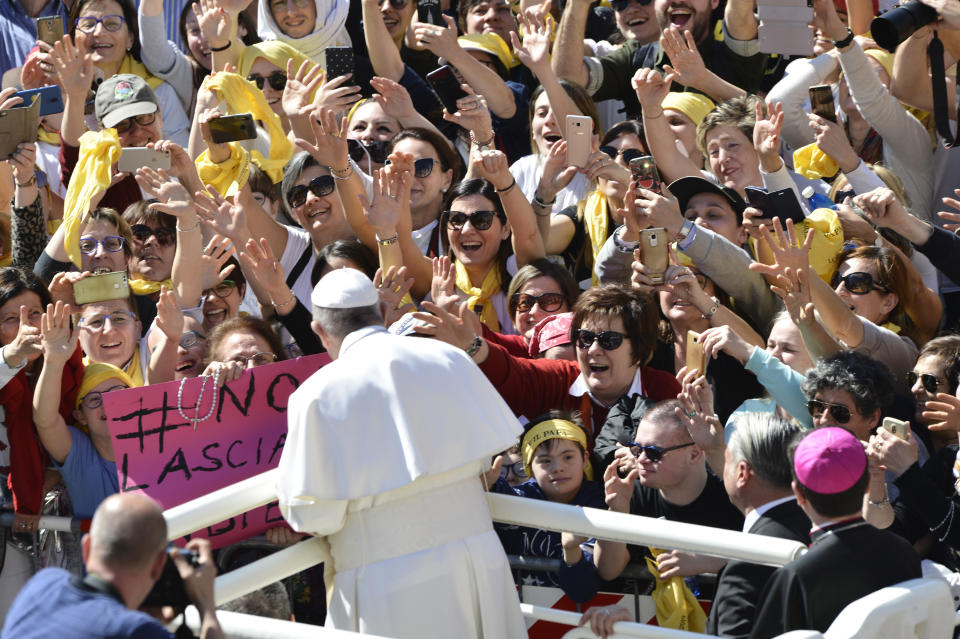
329;164;353;181
377;232;399;246
495;177;516;194
176;219;200;232
465;334;483;357
868;496;890;507
833;27;854;48
533;193;556;208
469;131;494;148
273;294;296;310
210;42;231;52
644;108;664;119
15;174;36;188
701;296;720;320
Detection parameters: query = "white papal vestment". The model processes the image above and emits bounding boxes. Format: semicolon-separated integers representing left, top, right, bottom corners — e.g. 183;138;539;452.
276;326;527;638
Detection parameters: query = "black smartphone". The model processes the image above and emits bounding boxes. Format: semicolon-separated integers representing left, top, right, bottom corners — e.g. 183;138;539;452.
629;155;661;193
417;0;443;25
808;84;836;124
324;47;354;80
426;65;468;114
745;187;805;224
36;16;64;46
208;113;256;144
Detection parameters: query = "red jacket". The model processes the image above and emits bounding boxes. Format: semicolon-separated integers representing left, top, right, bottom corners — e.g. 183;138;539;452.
478;341;680;447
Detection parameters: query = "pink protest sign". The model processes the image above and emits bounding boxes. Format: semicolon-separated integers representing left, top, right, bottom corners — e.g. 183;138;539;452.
103;354;330;548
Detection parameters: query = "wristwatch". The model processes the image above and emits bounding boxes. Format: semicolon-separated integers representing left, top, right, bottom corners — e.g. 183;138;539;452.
833;28;855;49
675;219;696;243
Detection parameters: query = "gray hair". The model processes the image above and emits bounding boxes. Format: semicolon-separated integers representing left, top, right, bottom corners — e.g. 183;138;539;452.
218;582;292;620
801;351;895;417
727;413;800;490
312;303;383;342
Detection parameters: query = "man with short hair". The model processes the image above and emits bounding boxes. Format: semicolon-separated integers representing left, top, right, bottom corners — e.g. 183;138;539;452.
275;268;526;638
2;493;224;639
749;427;921;638
708;413;809;638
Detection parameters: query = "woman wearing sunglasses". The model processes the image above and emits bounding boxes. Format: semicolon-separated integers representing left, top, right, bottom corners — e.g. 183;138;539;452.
121;201;178;296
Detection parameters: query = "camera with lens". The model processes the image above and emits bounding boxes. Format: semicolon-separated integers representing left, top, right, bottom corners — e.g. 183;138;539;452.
142;544;199;611
871;0;940;51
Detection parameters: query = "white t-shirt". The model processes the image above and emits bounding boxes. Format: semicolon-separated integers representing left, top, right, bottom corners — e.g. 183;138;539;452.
509;153;590;214
279;226;317;308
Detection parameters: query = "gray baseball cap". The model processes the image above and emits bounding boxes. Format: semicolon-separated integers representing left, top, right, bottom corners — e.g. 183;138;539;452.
95;74;158;129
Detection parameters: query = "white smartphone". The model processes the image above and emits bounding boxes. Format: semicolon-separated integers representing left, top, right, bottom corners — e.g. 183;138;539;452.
881;417;909;440
565;115;593;168
117;147;171;174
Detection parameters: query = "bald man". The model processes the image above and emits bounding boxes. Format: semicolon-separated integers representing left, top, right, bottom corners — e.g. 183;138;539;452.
2;493;224;639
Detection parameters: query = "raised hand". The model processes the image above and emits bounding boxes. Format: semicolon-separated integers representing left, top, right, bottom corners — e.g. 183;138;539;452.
193;0;233;50
675;369;723;456
49;35;95;99
922;393;960;433
769;265;816;329
470;147;513;190
3;305;43;367
146;140;201;188
294;107;349;169
748;218;814;280
808;113;859;172
240;237;288;301
938;188;960;232
359;167;409;236
282;59;324;119
538;139;578;203
313;72;362;113
430;256;460;313
197;234;236;291
853;188;910;230
753;99;784;170
370;76;417;121
194;185;249;243
510;10;552;75
0;88;23;111
7;143;36;186
40;302;79;365
374;265;416;326
412;300;481;350
660;27;708;89
441;85;493;137
631;67;676;112
155;286;185;342
136;167;195;218
413;14;461;59
602;458;638;513
697;325;753;365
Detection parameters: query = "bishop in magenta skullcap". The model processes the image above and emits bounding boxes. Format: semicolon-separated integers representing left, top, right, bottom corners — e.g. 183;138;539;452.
793;427;867;494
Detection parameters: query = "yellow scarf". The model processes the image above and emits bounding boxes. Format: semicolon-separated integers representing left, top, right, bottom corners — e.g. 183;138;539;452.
581;189;609;287
82;347;144;389
128;278;173;296
200;72;293;185
196;142;252;198
37;127;59;146
62;128;122;267
118;55;164;90
454;260;501;332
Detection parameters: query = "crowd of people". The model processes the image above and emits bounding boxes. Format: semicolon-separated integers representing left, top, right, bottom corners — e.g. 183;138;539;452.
0;0;959;634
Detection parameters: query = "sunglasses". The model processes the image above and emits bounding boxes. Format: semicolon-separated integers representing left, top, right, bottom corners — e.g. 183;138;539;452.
447;210;500;231
573;329;627;351
385;157;436;178
247;71;287;91
377;0;409;9
202;280;237;299
599;146;644;164
610;0;652;11
81;383;128;410
830;271;889;295
78;236;125;254
806;399;852;424
131;224;176;247
512;292;565;313
287;175;336;208
74;14;125;33
907;371;943;394
626;441;694;462
347;139;391;164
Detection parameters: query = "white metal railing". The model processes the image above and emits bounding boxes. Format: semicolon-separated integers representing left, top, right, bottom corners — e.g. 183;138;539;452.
0;513;77;532
179;609;395;638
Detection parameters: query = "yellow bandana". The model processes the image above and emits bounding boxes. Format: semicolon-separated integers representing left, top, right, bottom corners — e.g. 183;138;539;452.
792;142;840;180
75;361;136;408
195;141;252;198
662;92;715;128
581;189;609;287
37;127;60;146
128;278;173;296
455;260;502;332
521;418;593;481
62;128;122;267
82;347;144;389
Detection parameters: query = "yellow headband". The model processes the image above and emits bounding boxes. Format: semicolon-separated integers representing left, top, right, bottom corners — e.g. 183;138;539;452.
521;419;593;481
864;48;894;80
661;92;715;128
346;97;372;127
457;33;516;71
76;362;134;409
238;42;308;79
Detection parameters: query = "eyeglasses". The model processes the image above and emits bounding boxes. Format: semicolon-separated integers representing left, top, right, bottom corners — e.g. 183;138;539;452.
499;460;528;481
348;139;391;164
385;157;436;178
78;236;125;255
270;0;312;11
247;71;287;91
907;371;943;394
599;146;644;164
80;383;128;410
114;112;156;135
131;224;176;247
831;271;889;295
573;329;627;351
202;280;237;299
806;399;852;424
626;441;694;462
447;210;500;231
74;14;125;33
79;311;136;331
377;0;410;9
511;292;564;313
610;0;652;11
229;351;277;368
179;330;206;350
287;175;335;208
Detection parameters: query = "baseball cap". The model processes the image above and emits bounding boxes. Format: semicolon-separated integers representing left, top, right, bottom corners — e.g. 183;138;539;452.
667;176;747;218
96;74;158;129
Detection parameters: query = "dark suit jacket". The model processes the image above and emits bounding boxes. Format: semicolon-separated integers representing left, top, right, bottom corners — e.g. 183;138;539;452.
706;500;810;639
749;519;922;639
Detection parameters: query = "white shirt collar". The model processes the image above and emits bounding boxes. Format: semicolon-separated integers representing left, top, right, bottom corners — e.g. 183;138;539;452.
742;496;797;533
339;325;387;356
411;219;440;255
568;367;645;406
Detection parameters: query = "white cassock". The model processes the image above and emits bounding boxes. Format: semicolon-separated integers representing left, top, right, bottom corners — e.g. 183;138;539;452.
276;326;528;638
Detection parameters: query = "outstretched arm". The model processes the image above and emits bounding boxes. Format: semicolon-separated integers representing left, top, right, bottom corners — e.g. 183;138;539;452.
33;302;78;464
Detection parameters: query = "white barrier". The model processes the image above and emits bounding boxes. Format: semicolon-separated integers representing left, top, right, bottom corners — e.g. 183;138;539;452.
822;578;954;639
180;608;394;638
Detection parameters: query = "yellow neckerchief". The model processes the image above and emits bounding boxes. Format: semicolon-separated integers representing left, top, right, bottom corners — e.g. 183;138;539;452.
196;141;252;198
454;259;501;332
521;418;594;481
37;127;59;145
881;321;901;334
128;278;173;296
118;54;163;89
62;128;122;267
580;189;609;287
199;72;292;186
82;347;144;388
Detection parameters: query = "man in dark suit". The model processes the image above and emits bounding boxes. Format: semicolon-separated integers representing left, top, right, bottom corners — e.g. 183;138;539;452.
707;413;810;638
750;427;922;639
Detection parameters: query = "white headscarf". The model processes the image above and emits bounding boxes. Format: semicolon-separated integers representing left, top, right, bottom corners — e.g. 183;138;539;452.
257;0;352;64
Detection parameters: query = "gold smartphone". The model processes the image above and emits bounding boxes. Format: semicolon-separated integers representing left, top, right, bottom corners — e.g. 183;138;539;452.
74;272;129;305
36;16;64;46
685;330;707;377
640;228;668;285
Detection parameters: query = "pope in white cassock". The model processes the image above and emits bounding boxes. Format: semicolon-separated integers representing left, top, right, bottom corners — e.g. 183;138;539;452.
276;268;528;638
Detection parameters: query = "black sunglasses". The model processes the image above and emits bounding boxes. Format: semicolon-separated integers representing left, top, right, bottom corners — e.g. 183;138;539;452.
377;0;409;7
610;0;652;11
447;210;500;231
511;292;565;313
807;399;852;424
385;157;436;178
347;139;391;164
573;329;627;351
247;71;287;91
599;146;644;164
131;224;176;247
626;441;694;462
287;175;336;208
907;371;943;394
831;271;889;295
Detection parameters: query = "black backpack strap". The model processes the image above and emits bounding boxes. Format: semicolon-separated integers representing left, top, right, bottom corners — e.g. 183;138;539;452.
285;246;313;290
